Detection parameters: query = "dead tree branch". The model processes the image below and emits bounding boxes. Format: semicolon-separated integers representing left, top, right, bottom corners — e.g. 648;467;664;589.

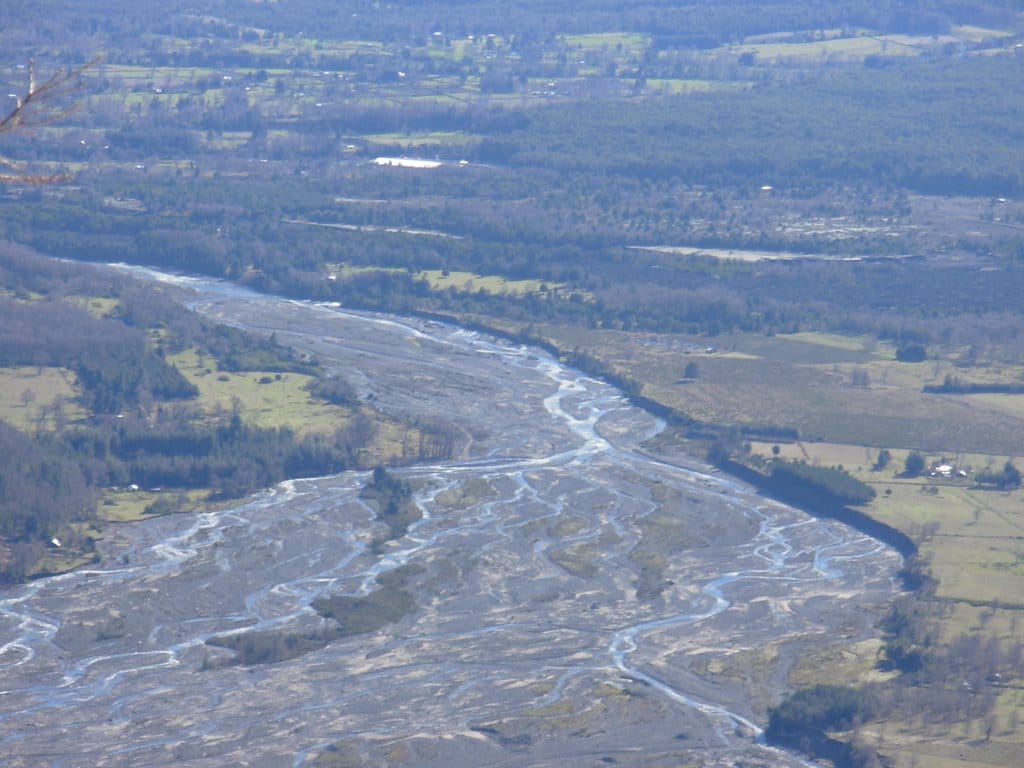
0;55;101;184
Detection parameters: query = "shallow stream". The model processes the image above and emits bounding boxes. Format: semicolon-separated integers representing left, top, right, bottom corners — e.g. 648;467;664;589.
0;271;899;766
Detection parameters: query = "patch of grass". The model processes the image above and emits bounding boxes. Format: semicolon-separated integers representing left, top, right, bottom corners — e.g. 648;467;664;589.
730;35;917;64
98;488;207;523
420;269;548;296
166;348;354;436
201;130;252;150
324;264;406;278
29;548;97;578
965;393;1024;420
66;295;120;319
434;477;494;509
783;331;879;354
313;564;422;637
362;131;476;147
548;532;620;578
644;79;740;95
0;366;84;433
561;32;648;51
787;639;896;688
420;270;590;302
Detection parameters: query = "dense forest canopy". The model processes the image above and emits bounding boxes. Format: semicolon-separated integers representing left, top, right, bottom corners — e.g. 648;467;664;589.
504;57;1024;195
9;1;1023;44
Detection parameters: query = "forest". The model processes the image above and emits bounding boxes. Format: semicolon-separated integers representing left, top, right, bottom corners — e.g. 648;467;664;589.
0;244;418;582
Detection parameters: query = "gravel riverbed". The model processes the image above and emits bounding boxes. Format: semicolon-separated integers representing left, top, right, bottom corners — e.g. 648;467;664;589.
0;272;900;767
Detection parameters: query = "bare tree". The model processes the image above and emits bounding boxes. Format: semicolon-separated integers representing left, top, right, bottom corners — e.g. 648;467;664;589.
0;56;100;184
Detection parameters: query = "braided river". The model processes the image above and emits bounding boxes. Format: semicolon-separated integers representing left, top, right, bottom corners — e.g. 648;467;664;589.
0;270;900;767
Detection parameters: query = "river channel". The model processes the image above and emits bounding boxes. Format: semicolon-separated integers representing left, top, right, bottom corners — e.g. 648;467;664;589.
0;270;900;767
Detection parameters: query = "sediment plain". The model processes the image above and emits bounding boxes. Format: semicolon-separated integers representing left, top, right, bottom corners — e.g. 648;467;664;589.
0;271;900;767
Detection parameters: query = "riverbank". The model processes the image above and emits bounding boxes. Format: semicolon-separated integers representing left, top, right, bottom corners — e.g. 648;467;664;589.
432;310;917;560
0;278;900;768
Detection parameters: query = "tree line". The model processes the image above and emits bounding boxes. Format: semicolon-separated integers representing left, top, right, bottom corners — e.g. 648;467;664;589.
768;558;1022;766
0;246;386;581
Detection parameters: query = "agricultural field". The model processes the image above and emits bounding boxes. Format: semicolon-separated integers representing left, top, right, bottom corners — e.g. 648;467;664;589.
756;439;1024;768
0;366;84;433
166;348;350;435
724;24;1016;64
166;347;421;463
532;324;1024;455
419;269;581;298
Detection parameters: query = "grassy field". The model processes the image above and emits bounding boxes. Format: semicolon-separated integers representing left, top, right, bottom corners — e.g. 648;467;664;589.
166;348;354;436
420;269;552;297
67;295;120;318
168;348;424;462
643;79;743;95
0;366;85;432
560;32;648;50
97;487;210;523
728;26;1014;65
362;131;476;147
534;325;1024;455
732;35;918;63
744;439;1024;767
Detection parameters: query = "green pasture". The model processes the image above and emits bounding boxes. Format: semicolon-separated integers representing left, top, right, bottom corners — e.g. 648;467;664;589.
965;393;1024;420
0;366;84;432
30;546;96;577
166;348;353;435
362;131;475;147
560;326;1024;454
644;79;739;95
749;439;1024;610
97;487;207;523
238;36;387;59
324;264;406;278
729;34;921;64
783;331;878;354
67;295;119;319
201;130;252;150
169;347;418;465
560;32;648;53
725;25;1012;67
419;269;550;297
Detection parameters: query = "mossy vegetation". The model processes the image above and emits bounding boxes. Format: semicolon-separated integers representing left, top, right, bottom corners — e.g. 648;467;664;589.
361;466;421;544
208;563;423;666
